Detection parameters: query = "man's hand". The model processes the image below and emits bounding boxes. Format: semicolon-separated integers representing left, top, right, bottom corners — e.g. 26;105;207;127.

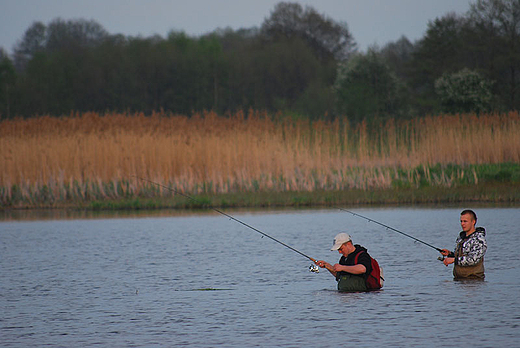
316;260;329;268
440;248;451;256
316;260;337;277
333;263;345;272
443;257;455;266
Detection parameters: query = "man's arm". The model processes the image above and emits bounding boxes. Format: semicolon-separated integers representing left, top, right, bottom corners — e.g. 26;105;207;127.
457;235;487;266
333;263;366;275
316;260;367;277
316;260;337;277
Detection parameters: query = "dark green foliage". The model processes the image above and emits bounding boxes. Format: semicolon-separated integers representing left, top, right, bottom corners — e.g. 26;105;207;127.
1;1;519;120
260;1;356;61
408;0;520;114
408;13;471;114
469;0;520;111
5;4;353;119
334;49;407;121
0;51;16;118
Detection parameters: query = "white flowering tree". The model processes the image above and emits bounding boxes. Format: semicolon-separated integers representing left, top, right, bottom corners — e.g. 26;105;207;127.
434;68;494;113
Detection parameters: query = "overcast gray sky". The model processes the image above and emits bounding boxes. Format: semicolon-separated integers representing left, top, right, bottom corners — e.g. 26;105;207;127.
1;0;473;54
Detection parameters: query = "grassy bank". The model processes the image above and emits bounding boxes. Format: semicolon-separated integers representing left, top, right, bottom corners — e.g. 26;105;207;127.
1;111;519;209
1;163;519;209
83;182;520;211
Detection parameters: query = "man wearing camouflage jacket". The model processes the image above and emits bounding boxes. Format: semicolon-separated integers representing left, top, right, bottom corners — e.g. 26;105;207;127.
441;209;487;279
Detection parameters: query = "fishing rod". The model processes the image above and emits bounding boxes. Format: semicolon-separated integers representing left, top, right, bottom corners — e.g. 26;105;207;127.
135;176;320;272
337;207;443;252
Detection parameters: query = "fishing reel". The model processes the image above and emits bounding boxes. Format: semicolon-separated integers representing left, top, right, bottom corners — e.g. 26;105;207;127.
438;252;454;262
309;263;320;273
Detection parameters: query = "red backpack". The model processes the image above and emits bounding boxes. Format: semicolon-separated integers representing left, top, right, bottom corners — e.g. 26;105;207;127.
354;251;384;290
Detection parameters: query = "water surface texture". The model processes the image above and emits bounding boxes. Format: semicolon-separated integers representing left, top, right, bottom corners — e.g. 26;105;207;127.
2;207;519;347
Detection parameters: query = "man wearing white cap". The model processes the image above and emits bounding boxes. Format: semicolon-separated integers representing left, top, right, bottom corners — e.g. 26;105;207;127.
316;233;372;292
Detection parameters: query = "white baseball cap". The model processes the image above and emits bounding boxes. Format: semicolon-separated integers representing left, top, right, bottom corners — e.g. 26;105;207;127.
331;233;352;250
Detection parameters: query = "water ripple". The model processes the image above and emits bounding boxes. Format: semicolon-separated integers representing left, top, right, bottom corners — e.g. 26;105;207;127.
1;207;519;347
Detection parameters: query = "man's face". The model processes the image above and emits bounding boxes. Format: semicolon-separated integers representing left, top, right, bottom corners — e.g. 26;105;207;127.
338;243;349;257
460;213;476;233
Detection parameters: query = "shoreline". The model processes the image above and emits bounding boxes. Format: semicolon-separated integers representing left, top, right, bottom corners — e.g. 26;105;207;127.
2;183;519;212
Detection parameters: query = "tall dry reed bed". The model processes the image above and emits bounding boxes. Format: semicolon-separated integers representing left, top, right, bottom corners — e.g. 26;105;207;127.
1;111;519;206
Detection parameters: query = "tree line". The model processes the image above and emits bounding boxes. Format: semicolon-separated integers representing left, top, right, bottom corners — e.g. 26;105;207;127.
0;0;518;121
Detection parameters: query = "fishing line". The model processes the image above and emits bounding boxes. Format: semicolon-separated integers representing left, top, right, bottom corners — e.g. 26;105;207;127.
135;176;320;272
337;207;442;252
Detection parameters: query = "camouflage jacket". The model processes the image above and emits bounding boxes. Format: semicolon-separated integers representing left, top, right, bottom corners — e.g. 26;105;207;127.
453;227;487;267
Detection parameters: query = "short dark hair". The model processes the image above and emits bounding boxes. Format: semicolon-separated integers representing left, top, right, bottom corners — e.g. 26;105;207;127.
461;209;477;222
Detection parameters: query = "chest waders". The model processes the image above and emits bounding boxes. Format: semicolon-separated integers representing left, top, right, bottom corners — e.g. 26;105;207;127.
337;274;367;292
453;239;485;279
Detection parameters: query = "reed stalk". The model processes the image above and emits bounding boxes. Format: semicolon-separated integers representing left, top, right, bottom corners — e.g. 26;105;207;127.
1;110;519;207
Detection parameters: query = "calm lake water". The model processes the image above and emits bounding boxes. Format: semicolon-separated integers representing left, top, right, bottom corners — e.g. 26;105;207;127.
1;206;520;347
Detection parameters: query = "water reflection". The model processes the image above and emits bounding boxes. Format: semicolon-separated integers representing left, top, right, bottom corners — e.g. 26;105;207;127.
0;207;215;221
1;201;517;222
